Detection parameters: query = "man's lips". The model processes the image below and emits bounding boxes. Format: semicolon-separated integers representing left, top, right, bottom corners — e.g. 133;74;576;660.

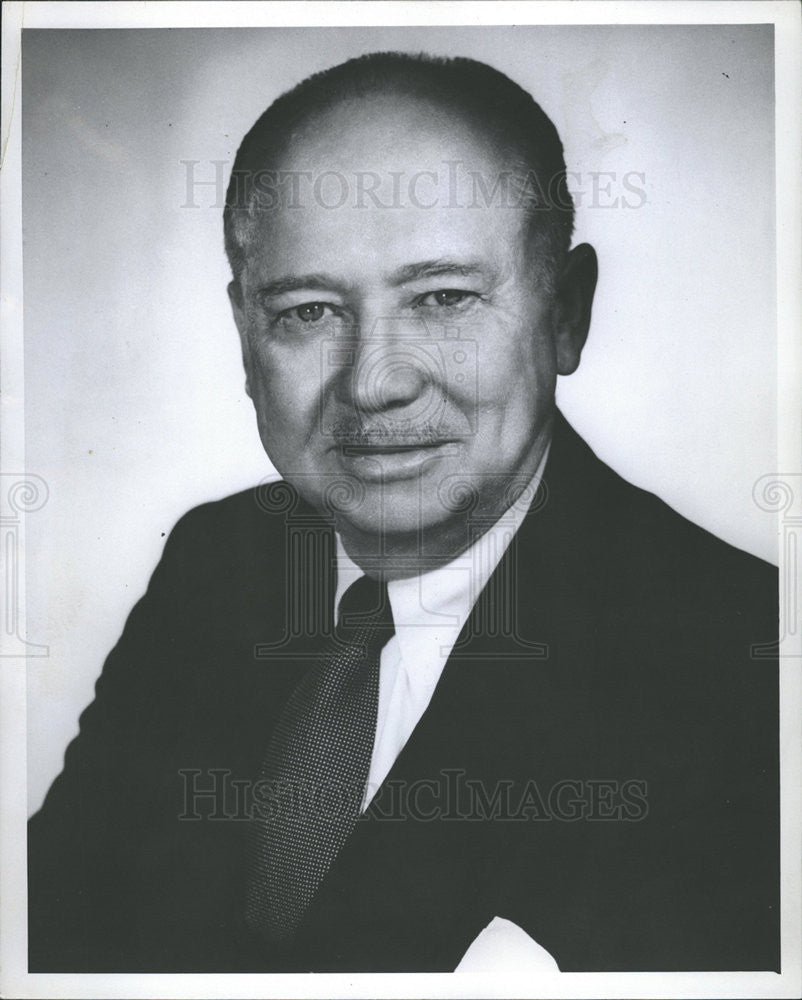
333;439;460;481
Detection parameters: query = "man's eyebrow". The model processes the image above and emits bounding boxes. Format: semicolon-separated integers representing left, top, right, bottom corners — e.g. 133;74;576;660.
387;259;490;286
255;274;351;299
255;261;492;299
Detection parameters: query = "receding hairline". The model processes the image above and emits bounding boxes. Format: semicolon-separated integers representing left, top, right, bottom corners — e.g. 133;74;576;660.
255;87;532;172
224;52;575;284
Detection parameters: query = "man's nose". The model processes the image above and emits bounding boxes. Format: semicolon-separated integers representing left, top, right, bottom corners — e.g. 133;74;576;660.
336;316;431;414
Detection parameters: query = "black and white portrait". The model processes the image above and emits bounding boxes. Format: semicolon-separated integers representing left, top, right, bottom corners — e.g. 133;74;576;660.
2;3;799;998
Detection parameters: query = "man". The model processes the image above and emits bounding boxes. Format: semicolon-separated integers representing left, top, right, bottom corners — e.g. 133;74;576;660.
28;52;778;973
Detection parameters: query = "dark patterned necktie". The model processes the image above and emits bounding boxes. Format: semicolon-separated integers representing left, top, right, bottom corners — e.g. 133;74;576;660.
245;574;394;943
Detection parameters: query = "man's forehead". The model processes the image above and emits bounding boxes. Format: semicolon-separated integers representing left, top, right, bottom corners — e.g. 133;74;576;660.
257;90;541;228
238;104;531;273
240;189;528;290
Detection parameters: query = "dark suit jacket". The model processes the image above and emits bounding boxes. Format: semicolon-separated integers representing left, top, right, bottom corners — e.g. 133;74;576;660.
28;413;779;973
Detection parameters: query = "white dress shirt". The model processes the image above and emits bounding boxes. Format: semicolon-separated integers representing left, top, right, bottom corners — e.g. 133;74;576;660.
333;444;550;807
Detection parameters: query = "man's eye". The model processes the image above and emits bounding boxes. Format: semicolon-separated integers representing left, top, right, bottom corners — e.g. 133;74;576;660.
291;302;328;323
418;289;475;308
272;301;349;335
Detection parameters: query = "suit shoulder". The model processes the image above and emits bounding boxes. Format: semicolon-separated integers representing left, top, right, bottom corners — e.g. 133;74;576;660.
166;480;311;549
549;418;776;611
609;463;773;575
157;481;331;596
589;459;777;626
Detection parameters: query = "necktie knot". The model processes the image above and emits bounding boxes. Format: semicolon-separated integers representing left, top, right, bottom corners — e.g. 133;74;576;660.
337;575;394;642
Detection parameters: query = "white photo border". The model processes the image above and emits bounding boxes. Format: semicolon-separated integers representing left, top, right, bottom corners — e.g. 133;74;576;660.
2;2;800;998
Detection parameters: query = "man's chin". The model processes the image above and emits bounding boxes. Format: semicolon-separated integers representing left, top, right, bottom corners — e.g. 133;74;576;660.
286;458;489;563
330;490;480;568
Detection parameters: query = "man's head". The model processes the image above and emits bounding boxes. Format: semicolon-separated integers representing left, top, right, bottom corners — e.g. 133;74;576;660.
226;52;597;570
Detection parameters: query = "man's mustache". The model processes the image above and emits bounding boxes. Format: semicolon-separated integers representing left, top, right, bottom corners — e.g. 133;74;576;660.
331;421;457;447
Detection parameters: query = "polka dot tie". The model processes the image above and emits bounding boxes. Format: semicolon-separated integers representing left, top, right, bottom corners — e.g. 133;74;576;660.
245;575;394;943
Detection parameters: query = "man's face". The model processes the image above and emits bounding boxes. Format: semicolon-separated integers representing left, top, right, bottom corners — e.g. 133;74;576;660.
230;95;591;558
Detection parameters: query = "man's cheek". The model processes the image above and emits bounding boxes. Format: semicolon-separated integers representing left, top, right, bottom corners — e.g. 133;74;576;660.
263;392;324;456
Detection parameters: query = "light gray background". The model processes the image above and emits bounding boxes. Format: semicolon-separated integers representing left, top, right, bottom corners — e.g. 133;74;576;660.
24;25;776;813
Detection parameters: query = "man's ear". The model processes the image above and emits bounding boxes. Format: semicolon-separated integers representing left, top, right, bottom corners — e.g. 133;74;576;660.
228;279;253;398
552;243;598;375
